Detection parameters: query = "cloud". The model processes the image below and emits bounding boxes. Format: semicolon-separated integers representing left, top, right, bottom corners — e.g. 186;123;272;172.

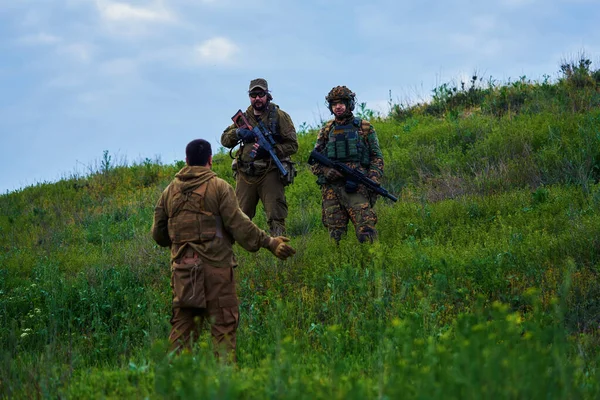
501;0;536;7
95;0;174;22
98;58;138;75
17;33;61;45
471;15;498;32
94;0;176;37
195;37;239;65
58;43;93;63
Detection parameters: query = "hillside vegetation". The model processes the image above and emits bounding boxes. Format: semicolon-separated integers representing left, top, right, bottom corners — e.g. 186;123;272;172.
2;56;600;399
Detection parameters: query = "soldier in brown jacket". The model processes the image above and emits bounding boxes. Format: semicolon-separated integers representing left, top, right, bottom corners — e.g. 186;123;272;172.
151;139;296;361
221;78;298;236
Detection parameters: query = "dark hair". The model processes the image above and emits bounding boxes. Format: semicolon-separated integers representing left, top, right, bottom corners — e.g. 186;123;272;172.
186;139;212;166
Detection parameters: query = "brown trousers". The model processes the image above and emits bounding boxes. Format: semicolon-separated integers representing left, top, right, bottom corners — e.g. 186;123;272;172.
236;168;287;236
169;256;239;360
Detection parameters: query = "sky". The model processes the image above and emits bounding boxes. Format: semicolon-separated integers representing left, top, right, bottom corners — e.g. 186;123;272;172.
0;0;598;194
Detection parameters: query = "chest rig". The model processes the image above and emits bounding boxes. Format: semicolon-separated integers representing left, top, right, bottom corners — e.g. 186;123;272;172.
167;180;221;245
325;118;370;166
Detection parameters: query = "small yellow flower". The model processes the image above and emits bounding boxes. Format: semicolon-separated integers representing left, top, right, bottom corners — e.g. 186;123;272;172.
506;312;523;325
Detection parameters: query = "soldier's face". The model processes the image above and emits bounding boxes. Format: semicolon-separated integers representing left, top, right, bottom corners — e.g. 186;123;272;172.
250;90;268;111
331;100;347;117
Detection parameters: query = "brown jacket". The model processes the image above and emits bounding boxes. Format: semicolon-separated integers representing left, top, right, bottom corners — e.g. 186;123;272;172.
151;166;271;267
221;103;298;166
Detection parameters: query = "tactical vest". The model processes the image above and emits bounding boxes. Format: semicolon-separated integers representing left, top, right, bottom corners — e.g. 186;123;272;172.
254;105;281;143
237;105;283;165
324;118;370;166
167;180;222;245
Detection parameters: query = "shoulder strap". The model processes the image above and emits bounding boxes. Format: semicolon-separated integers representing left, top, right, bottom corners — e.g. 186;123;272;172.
269;105;279;134
359;119;371;138
322;120;335;141
192;181;209;211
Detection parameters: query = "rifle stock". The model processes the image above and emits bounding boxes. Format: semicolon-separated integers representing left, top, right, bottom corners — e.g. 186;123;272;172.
308;150;398;202
231;110;287;176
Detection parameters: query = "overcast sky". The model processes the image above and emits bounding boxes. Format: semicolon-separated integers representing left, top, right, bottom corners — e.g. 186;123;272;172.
0;0;598;194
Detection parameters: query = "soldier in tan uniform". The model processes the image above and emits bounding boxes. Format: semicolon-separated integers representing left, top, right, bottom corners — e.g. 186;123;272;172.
310;86;385;244
151;139;296;360
221;78;298;236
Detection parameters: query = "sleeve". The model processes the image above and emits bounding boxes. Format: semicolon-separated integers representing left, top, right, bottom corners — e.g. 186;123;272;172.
217;180;271;252
310;125;329;177
365;125;384;183
221;122;240;149
151;188;172;247
274;110;298;158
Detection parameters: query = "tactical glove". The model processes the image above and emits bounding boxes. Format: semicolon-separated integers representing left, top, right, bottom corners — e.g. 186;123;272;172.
367;172;380;184
267;236;296;260
324;167;344;182
236;128;255;143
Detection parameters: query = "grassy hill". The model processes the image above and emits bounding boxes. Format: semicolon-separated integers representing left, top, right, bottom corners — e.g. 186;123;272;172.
2;56;600;399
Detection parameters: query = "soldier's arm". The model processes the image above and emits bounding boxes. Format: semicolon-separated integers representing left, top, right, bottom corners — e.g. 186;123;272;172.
217;179;271;252
221;122;240;149
151;188;172;247
365;125;384;183
273;110;298;158
310;126;329;177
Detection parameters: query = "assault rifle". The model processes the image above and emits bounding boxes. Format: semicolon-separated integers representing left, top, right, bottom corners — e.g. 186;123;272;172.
308;150;398;202
232;110;287;176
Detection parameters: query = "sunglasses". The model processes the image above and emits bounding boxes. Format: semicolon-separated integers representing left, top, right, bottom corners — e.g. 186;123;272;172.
249;91;267;99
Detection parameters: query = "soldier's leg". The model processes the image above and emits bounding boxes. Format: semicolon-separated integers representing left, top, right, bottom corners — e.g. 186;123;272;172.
321;186;349;244
345;187;378;244
204;265;239;363
258;169;288;236
235;173;260;220
169;307;206;353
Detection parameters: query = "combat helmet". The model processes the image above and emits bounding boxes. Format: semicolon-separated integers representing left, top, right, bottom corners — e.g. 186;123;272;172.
325;85;356;112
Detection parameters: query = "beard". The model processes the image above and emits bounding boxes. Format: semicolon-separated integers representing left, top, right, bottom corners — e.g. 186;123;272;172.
252;100;268;112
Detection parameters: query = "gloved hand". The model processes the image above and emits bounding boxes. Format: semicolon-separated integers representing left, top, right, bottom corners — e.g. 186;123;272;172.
267;236;296;260
236;128;255;143
250;143;268;159
367;172;380;184
324;167;343;182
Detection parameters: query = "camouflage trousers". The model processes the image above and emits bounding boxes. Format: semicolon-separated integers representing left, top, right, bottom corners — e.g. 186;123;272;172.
236;168;288;236
321;183;378;244
169;254;239;362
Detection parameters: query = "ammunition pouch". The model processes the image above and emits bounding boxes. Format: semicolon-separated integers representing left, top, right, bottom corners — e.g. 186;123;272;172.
235;159;269;176
344;179;359;194
281;160;297;186
172;252;206;308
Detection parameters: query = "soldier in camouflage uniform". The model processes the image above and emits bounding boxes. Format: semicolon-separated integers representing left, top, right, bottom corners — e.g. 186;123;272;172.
151;139;296;360
221;78;298;237
310;86;384;244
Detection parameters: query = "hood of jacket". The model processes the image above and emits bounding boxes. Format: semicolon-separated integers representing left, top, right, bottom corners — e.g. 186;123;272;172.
173;165;216;193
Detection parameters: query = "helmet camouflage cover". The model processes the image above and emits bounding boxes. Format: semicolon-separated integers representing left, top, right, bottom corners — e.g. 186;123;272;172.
325;86;355;103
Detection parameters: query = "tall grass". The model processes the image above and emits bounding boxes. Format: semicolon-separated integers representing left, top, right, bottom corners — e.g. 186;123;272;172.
1;57;600;398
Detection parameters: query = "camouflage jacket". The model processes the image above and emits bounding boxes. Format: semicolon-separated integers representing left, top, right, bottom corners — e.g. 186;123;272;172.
221;103;298;168
311;116;384;184
151;166;271;266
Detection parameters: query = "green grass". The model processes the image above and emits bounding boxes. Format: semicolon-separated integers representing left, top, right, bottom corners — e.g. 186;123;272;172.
2;58;600;398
